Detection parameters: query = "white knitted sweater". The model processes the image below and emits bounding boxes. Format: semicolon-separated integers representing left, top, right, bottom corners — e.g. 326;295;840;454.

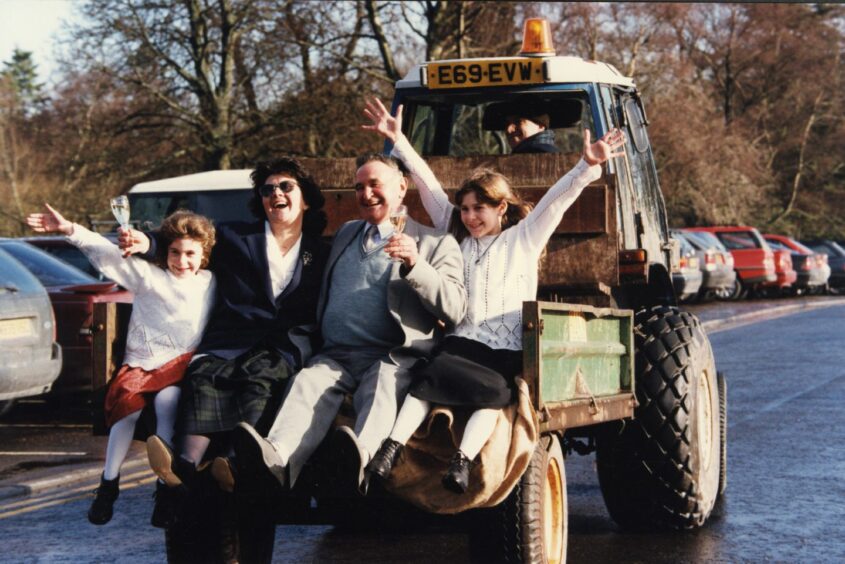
392;137;601;351
68;225;216;370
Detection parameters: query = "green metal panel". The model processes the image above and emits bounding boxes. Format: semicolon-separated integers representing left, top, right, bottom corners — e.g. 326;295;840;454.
536;303;633;404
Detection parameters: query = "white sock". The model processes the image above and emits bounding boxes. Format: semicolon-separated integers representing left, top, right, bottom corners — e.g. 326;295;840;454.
103;411;142;480
388;396;431;445
458;408;499;460
153;385;180;446
180;434;210;466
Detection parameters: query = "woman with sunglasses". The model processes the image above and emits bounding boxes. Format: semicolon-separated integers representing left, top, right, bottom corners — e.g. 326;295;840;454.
119;158;330;528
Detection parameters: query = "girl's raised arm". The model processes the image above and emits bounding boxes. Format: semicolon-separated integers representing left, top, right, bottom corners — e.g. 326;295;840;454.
362;97;454;232
26;204;155;293
516;128;626;258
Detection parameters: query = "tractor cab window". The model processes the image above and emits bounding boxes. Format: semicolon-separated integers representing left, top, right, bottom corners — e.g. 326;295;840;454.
400;91;593;157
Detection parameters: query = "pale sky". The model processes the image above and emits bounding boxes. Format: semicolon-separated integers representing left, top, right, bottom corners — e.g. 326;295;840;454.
0;0;76;83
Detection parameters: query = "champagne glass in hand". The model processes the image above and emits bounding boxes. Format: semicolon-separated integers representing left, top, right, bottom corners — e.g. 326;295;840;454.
389;204;407;235
110;195;131;230
388;204;408;263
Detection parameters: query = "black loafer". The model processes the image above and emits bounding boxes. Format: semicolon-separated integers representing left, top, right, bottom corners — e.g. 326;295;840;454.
365;438;404;481
146;435;196;489
88;473;119;525
442;451;474;494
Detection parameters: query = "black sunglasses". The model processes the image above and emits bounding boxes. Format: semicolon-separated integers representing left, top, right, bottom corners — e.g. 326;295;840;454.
258;180;298;197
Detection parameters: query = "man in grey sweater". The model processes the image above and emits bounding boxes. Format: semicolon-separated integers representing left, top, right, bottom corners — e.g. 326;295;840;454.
233;153;466;493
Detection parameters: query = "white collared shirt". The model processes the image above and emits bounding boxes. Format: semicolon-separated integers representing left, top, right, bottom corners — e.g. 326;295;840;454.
365;221;395;251
265;221;302;299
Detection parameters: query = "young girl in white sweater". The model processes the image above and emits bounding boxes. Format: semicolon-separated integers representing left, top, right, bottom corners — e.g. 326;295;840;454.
361;98;625;493
26;206;216;523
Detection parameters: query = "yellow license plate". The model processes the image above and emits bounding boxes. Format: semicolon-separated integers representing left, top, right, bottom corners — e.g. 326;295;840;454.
426;58;545;89
0;317;34;340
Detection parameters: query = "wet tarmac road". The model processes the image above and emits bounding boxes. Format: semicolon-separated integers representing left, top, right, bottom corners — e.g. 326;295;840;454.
1;302;843;562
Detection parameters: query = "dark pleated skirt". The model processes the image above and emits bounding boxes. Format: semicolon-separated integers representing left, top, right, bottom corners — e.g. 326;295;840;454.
409;336;523;408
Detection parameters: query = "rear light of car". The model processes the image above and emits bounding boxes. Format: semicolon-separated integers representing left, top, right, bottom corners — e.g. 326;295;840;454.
778;253;792;271
688;256;700;270
704;251;716;271
763;256;774;273
724;253;734;268
679;256;688;269
50;306;57;342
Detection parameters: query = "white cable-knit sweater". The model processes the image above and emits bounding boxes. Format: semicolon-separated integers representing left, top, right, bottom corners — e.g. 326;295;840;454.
392;137;601;351
68;225;216;370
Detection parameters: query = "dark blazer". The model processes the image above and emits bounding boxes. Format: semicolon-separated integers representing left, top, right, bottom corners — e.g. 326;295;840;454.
146;220;329;368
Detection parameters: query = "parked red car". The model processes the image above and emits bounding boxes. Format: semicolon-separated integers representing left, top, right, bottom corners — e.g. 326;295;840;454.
764;234;830;295
686;226;776;299
0;240;133;394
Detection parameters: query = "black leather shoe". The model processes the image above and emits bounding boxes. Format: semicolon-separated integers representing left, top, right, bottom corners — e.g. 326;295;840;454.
146;435;196;488
87;473;119;525
232;422;286;492
442;451;474;494
150;481;184;529
365;438;404;481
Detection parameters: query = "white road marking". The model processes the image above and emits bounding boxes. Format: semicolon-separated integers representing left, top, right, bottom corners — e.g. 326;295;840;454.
0;469;155;519
0;451;88;456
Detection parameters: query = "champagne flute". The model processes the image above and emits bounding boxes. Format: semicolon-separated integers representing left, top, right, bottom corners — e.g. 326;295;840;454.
110;195;131;231
388;204;407;262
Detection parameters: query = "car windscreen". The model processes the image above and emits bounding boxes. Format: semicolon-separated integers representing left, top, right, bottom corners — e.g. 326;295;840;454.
716;231;761;250
684;230;727;252
0;241;98;287
0;248;44;293
399;90;593;157
130;190;253;229
765;238;790;251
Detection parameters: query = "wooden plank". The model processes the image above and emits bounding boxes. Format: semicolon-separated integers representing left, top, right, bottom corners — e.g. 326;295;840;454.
91;302;116;391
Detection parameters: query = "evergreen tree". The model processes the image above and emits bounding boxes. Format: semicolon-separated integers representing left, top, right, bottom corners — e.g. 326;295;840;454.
1;49;46;115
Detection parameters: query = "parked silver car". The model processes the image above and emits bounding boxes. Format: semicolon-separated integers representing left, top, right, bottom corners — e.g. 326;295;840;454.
678;229;737;300
0;247;62;416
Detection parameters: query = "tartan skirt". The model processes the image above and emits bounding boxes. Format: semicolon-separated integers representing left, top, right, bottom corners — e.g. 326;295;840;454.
409;336;523;408
178;347;293;435
104;353;192;428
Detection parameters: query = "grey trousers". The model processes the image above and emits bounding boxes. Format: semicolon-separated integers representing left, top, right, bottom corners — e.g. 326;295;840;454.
265;347;412;486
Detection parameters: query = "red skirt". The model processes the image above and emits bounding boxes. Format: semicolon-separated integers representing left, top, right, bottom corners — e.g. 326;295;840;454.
104;353;193;427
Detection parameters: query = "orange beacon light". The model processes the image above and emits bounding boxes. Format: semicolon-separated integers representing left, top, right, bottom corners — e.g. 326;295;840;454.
519;18;555;56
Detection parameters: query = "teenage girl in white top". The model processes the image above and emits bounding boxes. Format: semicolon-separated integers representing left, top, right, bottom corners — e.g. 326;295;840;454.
26;206;216;523
361;98;625;493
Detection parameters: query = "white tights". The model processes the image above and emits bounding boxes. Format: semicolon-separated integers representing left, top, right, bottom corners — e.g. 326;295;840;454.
389;395;499;461
102;385;181;481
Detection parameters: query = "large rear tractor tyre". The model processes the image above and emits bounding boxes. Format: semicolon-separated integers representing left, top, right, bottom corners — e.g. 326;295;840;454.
717;371;728;497
596;305;720;530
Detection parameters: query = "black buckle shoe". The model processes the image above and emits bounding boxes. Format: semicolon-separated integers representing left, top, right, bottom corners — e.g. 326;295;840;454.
150;481;185;529
88;473;119;525
365;438;404;482
442;451;474;494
